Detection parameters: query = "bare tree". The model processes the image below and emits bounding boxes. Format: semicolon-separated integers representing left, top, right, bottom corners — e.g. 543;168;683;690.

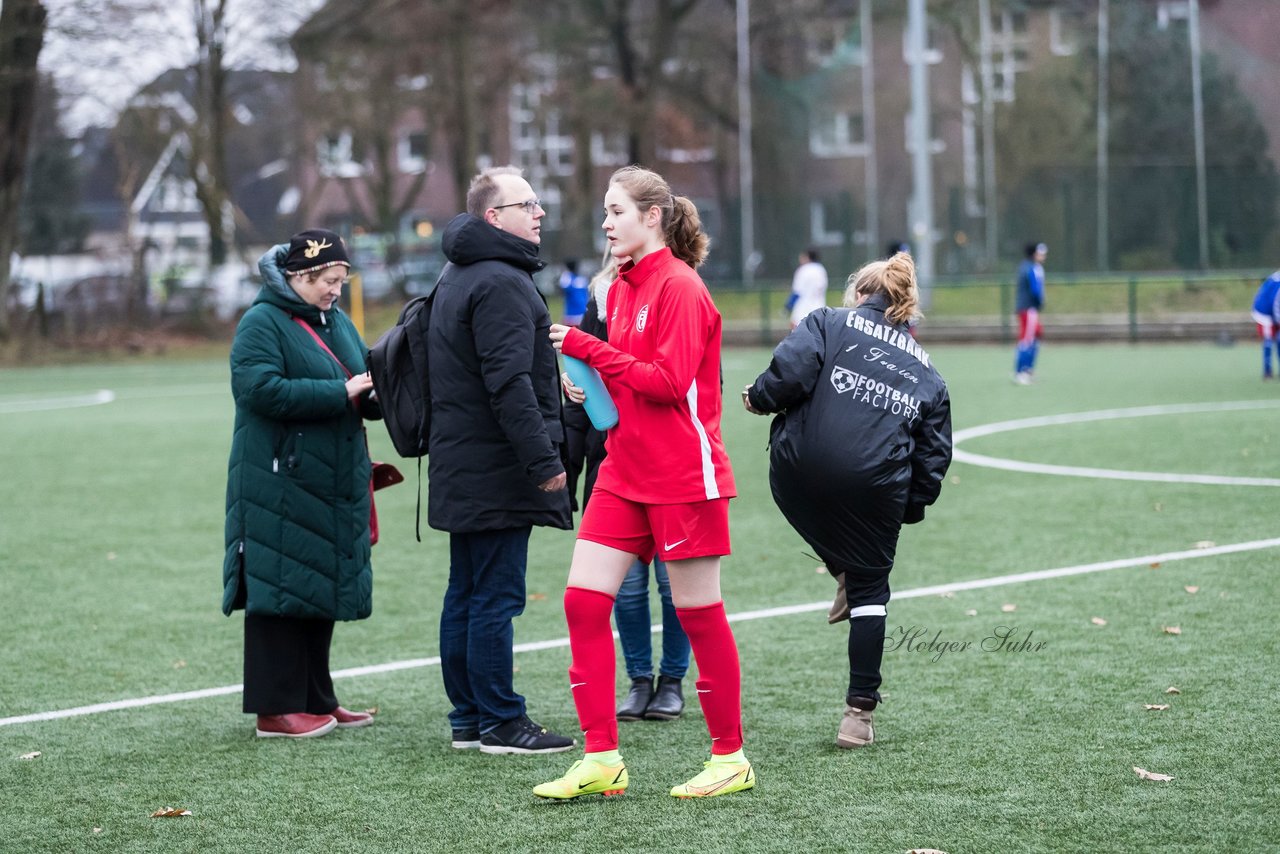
0;0;48;341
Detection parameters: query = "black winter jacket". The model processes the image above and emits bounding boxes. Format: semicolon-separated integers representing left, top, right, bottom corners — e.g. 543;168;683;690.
747;294;952;573
426;214;572;532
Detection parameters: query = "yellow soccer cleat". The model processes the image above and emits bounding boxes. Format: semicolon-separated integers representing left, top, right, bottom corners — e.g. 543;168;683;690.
533;755;628;800
670;752;756;798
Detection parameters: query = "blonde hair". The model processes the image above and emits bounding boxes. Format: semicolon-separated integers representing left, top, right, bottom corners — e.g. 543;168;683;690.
608;166;709;269
843;252;921;325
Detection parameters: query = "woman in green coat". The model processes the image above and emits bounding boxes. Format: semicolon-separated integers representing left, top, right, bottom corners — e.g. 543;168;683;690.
223;229;380;739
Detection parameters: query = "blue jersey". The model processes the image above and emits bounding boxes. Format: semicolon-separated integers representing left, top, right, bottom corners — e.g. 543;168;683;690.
560;271;589;318
1252;272;1280;320
1015;260;1044;312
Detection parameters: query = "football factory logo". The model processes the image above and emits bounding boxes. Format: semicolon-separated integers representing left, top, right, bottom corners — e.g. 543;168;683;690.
636;304;650;332
830;366;859;393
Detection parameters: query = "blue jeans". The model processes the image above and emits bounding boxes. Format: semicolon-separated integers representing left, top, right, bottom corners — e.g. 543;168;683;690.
440;528;530;733
613;558;690;680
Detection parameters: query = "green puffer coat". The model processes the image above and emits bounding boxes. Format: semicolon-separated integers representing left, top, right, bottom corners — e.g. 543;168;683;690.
222;245;377;620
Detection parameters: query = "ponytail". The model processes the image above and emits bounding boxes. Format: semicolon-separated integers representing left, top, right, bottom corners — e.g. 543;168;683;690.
843;251;921;325
608;166;710;269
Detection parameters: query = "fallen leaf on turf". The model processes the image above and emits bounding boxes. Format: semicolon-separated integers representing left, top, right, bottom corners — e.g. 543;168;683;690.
19;751;40;760
1091;617;1107;626
939;591;955;599
1144;704;1170;711
1001;603;1017;612
815;565;826;574
527;593;547;601
1133;766;1174;782
1166;686;1181;694
92;828;102;834
364;706;379;716
172;659;186;669
1184;586;1199;594
964;609;978;617
908;849;948;854
106;552;117;561
1193;540;1214;549
150;808;192;818
1162;626;1182;635
1153;502;1163;512
1149;562;1161;569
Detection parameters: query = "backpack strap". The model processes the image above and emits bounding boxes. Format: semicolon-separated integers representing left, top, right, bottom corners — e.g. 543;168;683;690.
292;316;353;379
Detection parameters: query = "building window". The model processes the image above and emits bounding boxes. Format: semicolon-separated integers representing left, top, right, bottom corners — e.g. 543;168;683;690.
318;131;364;178
810;198;846;247
591;131;628;167
1050;9;1084;56
152;174;201;213
1156;1;1191;30
989;10;1031;102
398;131;429;174
810;109;866;158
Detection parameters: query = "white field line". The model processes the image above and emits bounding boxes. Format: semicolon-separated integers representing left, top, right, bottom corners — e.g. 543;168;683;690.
0;389;115;414
953;400;1280;487
4;536;1277;729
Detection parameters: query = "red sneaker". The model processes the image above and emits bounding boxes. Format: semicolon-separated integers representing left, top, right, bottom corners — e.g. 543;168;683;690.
330;706;375;728
255;713;337;739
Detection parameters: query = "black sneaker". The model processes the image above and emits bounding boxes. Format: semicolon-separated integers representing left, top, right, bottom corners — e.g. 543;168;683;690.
479;715;575;755
451;727;481;750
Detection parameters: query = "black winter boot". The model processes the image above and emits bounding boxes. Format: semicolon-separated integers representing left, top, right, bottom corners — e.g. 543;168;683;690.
616;676;654;721
643;675;684;720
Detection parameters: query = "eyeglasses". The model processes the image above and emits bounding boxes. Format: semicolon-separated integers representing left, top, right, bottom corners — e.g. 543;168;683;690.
491;198;544;214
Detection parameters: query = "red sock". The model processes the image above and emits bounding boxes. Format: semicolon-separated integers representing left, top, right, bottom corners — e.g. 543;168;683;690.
563;586;618;752
677;601;744;754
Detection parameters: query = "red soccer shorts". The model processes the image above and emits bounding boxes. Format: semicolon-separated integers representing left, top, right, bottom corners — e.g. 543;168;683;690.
578;488;731;564
1017;308;1043;345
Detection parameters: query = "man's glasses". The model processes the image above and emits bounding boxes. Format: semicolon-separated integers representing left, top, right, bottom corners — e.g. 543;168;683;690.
492;198;543;214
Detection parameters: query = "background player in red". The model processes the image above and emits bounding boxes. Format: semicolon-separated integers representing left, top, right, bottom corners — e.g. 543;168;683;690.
536;166;754;800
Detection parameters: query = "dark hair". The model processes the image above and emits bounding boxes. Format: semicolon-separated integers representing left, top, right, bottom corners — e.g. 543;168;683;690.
466;166;523;217
804;247;821;263
564;258;579;274
844;251;920;325
1025;242;1040;259
608;165;709;269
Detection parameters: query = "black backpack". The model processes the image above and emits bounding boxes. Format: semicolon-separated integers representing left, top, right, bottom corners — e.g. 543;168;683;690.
368;289;435;458
368;272;444;539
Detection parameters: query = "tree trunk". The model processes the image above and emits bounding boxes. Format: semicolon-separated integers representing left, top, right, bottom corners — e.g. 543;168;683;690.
0;0;47;341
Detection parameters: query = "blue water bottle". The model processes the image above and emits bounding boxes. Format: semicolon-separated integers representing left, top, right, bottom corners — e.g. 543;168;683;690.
563;355;619;430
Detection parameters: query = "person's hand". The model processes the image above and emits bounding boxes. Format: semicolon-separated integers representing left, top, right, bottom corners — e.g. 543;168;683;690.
741;385;764;415
561;371;585;404
346;372;374;400
549;323;569;353
538;472;567;492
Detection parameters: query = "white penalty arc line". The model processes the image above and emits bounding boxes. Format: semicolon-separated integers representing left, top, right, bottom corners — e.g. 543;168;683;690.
953;400;1280;487
4;536;1277;729
0;389;115;414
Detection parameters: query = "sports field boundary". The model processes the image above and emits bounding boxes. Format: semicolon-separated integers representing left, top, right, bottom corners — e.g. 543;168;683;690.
3;536;1276;730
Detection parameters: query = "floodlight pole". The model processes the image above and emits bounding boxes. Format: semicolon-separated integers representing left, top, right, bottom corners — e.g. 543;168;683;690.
736;0;756;289
1188;0;1209;269
907;0;935;300
1096;0;1110;271
978;0;997;268
860;0;879;262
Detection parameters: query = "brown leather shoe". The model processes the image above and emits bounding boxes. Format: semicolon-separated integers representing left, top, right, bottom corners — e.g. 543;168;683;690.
835;703;874;748
827;572;849;624
330;706;375;728
255;713;337;739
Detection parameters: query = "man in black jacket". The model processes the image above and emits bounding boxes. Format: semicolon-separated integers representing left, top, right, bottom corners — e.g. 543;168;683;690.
427;166;574;755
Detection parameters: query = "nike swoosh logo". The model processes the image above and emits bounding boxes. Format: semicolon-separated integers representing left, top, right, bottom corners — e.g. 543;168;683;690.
664;538;688;551
697;689;711;694
570;682;587;689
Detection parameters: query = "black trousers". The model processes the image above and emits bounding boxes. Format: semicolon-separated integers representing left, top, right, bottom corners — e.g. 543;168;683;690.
242;614;338;715
844;568;891;709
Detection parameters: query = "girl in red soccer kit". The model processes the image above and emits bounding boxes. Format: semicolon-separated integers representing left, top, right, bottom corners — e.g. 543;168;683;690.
536;166;754;800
